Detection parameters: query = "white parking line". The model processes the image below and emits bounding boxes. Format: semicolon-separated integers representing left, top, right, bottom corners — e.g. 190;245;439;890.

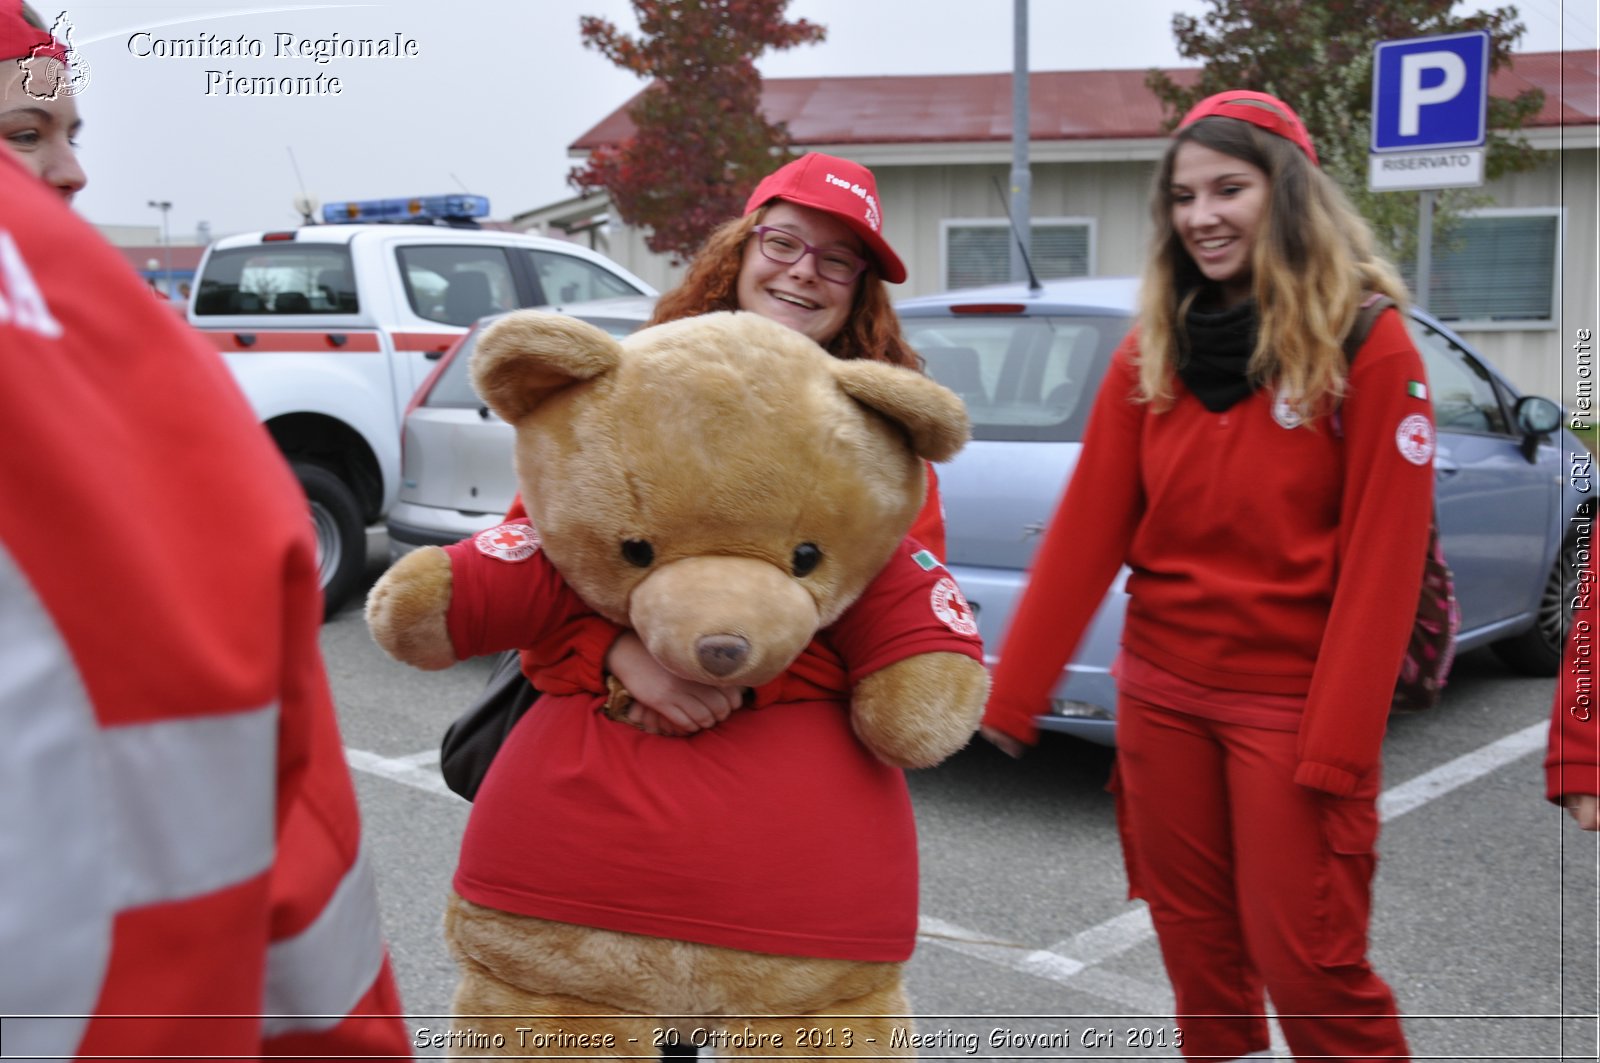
1377;720;1546;820
915;720;1550;1006
345;746;454;798
342;718;1550;1013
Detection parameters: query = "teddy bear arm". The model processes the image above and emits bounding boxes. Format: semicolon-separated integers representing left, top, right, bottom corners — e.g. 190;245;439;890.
365;546;459;670
850;653;990;769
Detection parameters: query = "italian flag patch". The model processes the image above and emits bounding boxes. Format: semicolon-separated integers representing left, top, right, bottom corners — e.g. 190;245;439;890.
911;549;942;572
1407;380;1428;400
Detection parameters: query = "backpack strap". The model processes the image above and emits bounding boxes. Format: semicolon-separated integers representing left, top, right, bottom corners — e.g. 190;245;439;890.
1342;292;1396;364
1331;293;1397;437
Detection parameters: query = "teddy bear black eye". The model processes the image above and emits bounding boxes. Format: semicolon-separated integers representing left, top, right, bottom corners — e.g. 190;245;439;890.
621;540;655;568
791;543;822;577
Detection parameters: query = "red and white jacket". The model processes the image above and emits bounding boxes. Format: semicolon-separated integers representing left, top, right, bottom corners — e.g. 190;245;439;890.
0;156;410;1057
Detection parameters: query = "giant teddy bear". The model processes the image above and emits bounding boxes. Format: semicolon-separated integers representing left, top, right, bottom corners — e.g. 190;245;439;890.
366;309;990;1058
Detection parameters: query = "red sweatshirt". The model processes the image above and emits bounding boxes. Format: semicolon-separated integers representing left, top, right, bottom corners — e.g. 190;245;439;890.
985;313;1435;796
1546;549;1598;802
444;528;982;960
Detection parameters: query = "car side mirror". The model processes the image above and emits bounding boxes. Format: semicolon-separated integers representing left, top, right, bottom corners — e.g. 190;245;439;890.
1514;395;1563;461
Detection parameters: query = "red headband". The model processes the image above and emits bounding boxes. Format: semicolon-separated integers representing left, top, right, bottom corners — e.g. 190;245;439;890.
1178;90;1319;166
1;4;67;63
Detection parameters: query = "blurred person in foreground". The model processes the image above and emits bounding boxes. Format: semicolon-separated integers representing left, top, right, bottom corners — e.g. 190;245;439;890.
0;148;410;1055
0;0;85;201
1547;550;1598;829
982;90;1428;1061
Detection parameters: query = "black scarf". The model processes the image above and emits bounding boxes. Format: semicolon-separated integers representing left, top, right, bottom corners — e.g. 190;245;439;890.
1176;296;1260;413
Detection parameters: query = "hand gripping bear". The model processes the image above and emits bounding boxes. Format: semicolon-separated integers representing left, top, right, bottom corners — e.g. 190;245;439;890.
366;310;989;1058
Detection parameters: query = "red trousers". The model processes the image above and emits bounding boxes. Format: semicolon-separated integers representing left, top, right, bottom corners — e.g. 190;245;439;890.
1113;695;1411;1062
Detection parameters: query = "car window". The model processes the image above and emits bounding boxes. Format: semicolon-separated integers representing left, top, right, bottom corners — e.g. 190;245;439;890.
901;314;1127;442
398;246;517;327
524;250;641;304
424;331;486;409
193;245;357;315
423;314;648;410
1404;317;1510;435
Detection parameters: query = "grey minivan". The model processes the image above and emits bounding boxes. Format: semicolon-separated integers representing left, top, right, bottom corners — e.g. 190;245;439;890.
899;276;1590;746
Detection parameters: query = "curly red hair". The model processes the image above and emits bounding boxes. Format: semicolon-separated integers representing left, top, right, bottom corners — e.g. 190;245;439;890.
648;207;921;370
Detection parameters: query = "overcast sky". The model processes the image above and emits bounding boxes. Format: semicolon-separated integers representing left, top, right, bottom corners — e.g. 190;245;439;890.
57;0;1592;241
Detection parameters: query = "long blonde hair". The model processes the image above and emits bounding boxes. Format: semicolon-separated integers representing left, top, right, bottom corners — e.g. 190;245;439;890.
1135;117;1407;419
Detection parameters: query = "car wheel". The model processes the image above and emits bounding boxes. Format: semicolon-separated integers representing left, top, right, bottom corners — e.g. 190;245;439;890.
293;462;365;620
1491;534;1582;677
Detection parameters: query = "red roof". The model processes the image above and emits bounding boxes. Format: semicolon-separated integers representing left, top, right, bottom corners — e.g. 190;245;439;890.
572;51;1592;151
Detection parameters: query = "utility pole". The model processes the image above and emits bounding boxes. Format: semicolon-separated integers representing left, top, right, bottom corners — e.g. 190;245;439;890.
1008;0;1031;285
148;199;172;298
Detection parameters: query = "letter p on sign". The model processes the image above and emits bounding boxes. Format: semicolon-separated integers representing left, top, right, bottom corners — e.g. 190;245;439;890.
1399;51;1466;136
1371;31;1489;153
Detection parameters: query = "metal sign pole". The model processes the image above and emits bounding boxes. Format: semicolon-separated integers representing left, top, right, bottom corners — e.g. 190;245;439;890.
1009;0;1032;286
1415;188;1434;311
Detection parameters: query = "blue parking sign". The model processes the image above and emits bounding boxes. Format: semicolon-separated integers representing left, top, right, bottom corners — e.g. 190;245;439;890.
1372;31;1489;152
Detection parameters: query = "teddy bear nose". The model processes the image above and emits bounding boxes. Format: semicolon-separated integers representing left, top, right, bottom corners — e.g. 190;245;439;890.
696;634;751;677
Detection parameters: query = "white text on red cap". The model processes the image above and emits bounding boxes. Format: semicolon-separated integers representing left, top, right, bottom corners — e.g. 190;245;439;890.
826;172;881;232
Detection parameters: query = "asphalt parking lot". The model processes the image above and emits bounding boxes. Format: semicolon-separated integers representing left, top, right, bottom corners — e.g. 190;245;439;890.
328;536;1598;1060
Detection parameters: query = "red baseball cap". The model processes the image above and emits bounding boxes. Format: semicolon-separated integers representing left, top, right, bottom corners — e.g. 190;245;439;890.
1178;90;1319;166
0;2;65;63
744;152;907;284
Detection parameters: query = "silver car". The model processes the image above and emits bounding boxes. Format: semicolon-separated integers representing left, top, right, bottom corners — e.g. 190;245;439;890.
899;276;1590;746
385;295;658;558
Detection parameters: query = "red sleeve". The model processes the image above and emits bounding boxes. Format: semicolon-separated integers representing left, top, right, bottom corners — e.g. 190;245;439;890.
443;523;620;693
265;522;413;1058
826;538;984;679
479;510;619;687
908;463;947;562
1547;550;1599;802
982;335;1147;746
443;523;596;657
1295;311;1435;795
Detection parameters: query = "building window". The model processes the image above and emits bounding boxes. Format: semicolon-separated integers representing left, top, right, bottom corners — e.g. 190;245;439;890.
1404;209;1562;326
942;218;1095;290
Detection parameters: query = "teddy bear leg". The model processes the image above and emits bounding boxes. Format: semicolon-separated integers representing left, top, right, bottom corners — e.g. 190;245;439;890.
448;956;653;1060
722;976;912;1060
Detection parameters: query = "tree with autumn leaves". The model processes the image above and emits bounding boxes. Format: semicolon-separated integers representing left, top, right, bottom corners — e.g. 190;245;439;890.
1146;0;1544;266
569;0;824;262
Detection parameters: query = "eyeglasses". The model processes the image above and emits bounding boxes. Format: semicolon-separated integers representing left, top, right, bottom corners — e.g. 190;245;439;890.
751;226;869;285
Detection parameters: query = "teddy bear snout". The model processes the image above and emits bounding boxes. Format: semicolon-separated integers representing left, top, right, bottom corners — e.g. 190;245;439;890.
696;634;751;677
630;556;820;687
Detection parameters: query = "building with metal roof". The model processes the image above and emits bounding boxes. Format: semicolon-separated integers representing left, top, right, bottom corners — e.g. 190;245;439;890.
516;52;1597;401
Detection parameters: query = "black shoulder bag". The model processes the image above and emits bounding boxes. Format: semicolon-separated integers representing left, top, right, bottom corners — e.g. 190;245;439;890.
439;649;539;801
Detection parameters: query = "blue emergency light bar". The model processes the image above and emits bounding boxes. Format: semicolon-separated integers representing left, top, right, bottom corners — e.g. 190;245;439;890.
321;194;491;224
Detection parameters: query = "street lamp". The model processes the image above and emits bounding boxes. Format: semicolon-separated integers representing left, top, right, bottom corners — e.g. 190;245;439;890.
147;199;172;299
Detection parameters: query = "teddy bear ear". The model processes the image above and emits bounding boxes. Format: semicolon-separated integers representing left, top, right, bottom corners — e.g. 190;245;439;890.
470;310;623;424
831;360;972;463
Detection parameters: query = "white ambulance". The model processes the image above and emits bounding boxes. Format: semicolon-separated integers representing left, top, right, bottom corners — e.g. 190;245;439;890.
187;194;654;617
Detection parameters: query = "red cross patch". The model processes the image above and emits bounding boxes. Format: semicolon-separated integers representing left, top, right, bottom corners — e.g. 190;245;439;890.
473;522;540;562
1395;414;1435;466
931;577;979;636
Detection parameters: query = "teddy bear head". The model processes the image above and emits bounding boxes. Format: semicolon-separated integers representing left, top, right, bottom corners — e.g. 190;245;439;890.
470;310;969;689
